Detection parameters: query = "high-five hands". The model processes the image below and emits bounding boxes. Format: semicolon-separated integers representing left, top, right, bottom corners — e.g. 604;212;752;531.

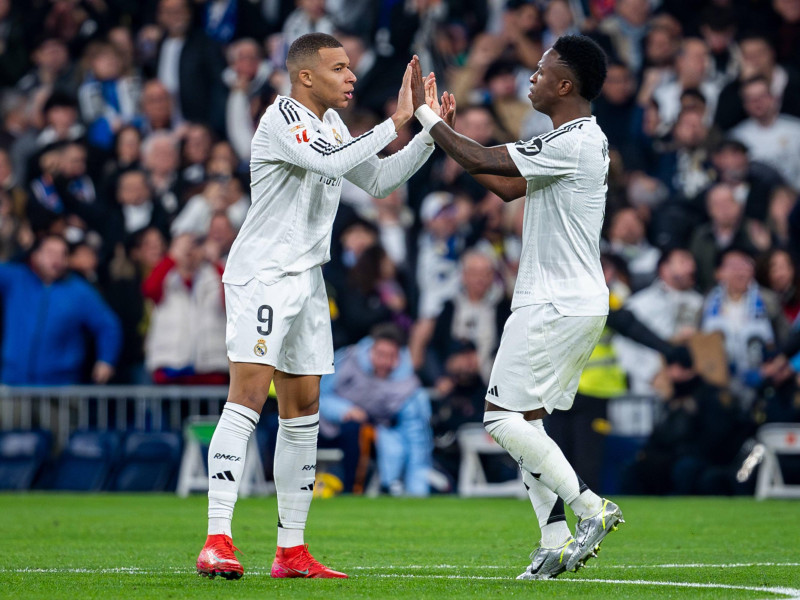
409;56;427;111
412;55;456;129
424;70;457;129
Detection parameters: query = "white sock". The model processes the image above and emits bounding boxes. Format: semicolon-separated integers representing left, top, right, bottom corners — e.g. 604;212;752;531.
274;413;319;548
207;402;260;536
483;411;602;519
521;420;571;547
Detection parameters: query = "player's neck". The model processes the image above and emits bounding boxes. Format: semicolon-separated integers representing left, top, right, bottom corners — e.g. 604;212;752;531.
548;100;592;129
290;89;326;120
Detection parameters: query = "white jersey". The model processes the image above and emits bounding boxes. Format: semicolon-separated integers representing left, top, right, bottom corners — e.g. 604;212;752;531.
223;95;434;285
506;116;610;316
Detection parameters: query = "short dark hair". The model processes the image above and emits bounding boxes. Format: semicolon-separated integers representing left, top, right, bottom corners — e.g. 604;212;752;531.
657;246;692;271
286;33;342;70
552;35;608;101
713;138;748;155
370;323;406;347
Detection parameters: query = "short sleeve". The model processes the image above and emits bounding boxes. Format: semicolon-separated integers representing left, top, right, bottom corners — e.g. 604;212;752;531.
505;132;579;181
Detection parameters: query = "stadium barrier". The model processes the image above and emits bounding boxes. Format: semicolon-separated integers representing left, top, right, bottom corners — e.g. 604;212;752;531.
0;385;229;451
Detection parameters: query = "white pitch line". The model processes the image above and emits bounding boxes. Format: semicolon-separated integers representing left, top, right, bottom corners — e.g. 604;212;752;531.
349;562;800;570
367;575;800;599
4;566;800;598
5;562;799;574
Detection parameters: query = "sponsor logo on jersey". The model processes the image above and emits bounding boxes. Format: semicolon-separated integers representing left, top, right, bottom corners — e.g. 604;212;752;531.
254;338;267;357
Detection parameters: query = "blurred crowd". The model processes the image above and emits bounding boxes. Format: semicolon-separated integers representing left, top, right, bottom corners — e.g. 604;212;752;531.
1;0;800;495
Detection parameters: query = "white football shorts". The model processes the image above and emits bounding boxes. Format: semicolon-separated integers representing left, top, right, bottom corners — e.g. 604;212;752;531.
224;266;334;375
485;303;606;413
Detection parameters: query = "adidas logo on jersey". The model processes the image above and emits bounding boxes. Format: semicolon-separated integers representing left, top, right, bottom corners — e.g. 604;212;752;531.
487;385;499;397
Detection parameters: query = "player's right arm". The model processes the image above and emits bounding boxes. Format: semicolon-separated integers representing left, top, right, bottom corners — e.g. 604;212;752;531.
257;66;414;181
259;103;399;181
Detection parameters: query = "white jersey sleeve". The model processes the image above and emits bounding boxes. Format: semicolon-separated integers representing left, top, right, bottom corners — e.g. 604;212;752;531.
253;97;398;181
505;130;579;181
343;132;435;198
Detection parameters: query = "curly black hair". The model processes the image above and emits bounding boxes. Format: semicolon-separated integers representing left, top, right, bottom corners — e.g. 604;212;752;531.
552;35;608;102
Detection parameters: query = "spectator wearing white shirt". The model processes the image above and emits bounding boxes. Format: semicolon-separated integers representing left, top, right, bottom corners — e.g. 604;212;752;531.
730;76;800;191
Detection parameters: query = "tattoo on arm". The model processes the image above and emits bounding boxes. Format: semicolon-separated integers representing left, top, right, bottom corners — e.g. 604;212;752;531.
429;122;521;178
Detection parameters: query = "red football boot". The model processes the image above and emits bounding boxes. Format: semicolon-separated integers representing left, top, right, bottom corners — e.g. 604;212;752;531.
196;534;243;580
270;544;348;579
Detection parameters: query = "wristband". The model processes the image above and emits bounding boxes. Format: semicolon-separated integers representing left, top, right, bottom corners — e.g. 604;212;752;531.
415;104;443;132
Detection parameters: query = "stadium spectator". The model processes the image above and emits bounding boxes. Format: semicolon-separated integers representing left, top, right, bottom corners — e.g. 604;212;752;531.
77;41;142;151
697;7;740;84
319;323;433;497
0;234;121;384
203;211;237;266
421;250;510;387
138;79;176;134
755;248;800;325
144;0;227;133
729;76;800;191
12;91;84;186
773;0;800;71
614;248;704;397
0;187;32;260
281;0;335;46
104;226;167;383
330;243;412;349
709;139;784;223
142;232;228;384
689;183;765;293
598;0;650;74
605;207;660;292
714;34;800;131
14;36;75;100
701;248;780;407
106;169;170;250
223;38;275;162
141;131;182;217
593;62;638;156
178;123;214;189
765;185;798;252
194;0;269;44
413;191;467;323
648;38;723;130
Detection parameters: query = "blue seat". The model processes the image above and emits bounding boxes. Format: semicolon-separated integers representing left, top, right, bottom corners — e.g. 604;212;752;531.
0;430;52;490
110;431;182;492
51;430;122;491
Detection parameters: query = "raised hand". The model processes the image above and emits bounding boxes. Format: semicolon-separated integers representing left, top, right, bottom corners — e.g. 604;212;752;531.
424;72;440;113
391;64;414;132
441;90;456;129
409;55;426;110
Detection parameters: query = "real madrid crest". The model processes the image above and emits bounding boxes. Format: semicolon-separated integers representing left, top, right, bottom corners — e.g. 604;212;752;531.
332;128;343;145
254;338;267;357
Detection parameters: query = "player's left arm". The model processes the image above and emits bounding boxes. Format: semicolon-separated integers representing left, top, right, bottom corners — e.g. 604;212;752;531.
343;134;435;199
343;73;449;198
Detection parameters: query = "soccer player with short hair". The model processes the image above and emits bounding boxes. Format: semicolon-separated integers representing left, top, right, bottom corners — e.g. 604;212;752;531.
196;33;449;580
409;35;623;580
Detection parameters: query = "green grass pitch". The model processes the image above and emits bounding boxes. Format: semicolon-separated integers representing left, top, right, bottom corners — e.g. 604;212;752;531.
2;494;799;599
